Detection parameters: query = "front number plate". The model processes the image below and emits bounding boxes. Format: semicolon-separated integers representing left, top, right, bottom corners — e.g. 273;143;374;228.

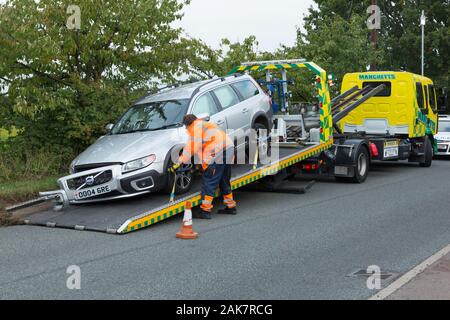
438;144;447;151
74;184;112;200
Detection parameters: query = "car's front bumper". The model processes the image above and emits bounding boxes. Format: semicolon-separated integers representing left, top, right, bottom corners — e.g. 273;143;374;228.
436;142;450;156
58;163;167;204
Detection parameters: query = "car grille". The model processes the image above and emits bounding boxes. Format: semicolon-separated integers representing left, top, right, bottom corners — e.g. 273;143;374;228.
74;163;120;173
67;170;113;190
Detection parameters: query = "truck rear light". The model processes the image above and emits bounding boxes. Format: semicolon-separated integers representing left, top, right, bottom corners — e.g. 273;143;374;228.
303;163;319;171
369;143;379;157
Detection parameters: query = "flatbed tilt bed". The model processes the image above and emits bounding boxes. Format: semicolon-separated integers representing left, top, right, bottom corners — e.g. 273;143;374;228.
22;142;332;234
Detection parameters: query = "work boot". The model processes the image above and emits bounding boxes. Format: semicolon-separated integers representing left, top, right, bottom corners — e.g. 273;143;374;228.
217;207;237;215
193;209;212;219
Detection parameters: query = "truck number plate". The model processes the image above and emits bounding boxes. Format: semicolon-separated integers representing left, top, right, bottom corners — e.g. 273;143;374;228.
383;147;398;158
75;184;112;200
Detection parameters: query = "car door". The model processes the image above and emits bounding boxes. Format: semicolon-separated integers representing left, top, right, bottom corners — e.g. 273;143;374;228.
231;80;262;128
211;84;250;139
190;91;227;131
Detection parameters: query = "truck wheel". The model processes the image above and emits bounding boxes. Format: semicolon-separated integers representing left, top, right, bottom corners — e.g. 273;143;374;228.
419;137;433;168
351;146;370;183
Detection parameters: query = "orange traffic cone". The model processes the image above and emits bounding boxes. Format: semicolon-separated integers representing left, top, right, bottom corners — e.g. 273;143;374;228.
176;202;198;240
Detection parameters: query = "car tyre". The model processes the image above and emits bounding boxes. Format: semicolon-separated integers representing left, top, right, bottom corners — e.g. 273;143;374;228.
165;161;194;194
247;123;271;164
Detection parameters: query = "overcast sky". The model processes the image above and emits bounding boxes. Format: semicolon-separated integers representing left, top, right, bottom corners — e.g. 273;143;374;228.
0;0;316;51
177;0;316;51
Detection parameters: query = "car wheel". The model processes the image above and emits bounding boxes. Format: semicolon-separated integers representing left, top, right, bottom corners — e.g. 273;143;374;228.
165;162;194;194
247;123;271;163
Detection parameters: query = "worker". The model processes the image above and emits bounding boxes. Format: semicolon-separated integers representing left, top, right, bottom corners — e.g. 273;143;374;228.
168;114;236;219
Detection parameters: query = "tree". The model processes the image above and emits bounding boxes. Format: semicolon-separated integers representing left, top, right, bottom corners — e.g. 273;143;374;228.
379;0;449;87
295;0;449;88
293;1;383;95
184;36;264;80
0;0;191;155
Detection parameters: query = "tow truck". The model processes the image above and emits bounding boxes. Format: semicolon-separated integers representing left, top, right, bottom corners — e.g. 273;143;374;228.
6;60;420;234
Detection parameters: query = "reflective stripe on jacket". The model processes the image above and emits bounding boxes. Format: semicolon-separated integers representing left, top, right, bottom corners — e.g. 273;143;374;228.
179;119;234;170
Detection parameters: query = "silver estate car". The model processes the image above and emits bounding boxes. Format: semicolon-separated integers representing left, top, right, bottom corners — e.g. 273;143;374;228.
61;74;272;203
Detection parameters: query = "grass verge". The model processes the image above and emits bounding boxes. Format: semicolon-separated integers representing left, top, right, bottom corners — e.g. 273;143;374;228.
0;176;60;226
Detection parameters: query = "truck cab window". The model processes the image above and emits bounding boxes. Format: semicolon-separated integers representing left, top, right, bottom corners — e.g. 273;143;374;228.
428;84;437;113
416;82;426;114
362;82;392;97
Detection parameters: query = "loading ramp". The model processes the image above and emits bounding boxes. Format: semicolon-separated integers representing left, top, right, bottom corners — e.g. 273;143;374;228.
22;142;332;234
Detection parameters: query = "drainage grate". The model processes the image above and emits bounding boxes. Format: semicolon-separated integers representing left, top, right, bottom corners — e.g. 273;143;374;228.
348;268;398;281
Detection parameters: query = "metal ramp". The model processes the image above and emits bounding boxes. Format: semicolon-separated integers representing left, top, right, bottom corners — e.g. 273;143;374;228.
331;84;386;127
21;143;332;234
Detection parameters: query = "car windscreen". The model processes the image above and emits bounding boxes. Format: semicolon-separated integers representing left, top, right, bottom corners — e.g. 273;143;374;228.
111;99;189;134
439;121;450;133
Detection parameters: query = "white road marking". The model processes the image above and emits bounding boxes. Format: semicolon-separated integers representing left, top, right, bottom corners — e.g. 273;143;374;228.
369;244;450;300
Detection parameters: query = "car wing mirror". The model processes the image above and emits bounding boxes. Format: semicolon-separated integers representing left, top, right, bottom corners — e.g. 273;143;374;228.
105;123;114;132
197;113;211;121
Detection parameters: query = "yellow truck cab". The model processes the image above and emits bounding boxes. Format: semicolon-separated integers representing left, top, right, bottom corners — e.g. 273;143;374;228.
341;71;438;137
338;71;438;167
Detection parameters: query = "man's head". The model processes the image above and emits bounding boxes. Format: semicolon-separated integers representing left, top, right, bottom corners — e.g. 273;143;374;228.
183;114;198;127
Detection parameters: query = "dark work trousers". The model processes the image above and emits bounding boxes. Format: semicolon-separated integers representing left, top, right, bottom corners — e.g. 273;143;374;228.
201;162;232;198
201;148;234;198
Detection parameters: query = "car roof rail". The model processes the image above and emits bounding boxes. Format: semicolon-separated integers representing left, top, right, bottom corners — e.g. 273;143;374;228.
190;74;246;98
160;84;177;91
190;77;225;98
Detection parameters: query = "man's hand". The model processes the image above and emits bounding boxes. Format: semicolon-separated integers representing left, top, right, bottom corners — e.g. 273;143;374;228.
168;163;181;174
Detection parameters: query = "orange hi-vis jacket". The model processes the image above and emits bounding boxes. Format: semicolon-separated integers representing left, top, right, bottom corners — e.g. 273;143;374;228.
179;119;234;170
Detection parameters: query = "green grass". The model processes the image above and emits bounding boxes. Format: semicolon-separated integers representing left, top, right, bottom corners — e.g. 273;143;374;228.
0;175;60;206
0;174;62;227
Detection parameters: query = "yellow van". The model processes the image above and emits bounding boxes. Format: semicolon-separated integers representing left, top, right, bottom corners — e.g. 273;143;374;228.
340;71;438;139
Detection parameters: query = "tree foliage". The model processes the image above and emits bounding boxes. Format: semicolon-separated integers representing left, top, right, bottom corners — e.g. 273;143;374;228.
182;36;264;80
0;0;448;181
0;0;191;154
295;0;449;88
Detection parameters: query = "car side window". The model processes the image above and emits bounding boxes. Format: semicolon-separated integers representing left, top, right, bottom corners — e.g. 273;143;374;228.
192;92;218;116
232;80;260;100
416;82;426;113
213;85;240;109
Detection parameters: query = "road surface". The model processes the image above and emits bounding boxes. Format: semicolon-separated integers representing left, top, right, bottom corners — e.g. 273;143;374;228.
1;159;450;299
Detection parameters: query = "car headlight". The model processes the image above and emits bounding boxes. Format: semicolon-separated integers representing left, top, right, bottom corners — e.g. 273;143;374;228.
122;155;156;173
